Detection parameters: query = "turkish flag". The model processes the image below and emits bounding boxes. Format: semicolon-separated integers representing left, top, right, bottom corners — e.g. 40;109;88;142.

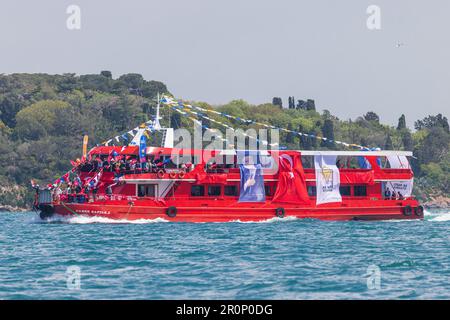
272;152;310;204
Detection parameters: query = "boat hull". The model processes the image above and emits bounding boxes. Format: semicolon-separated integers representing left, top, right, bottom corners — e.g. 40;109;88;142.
48;199;423;222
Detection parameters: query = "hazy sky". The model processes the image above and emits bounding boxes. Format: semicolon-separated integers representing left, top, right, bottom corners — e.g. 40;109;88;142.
1;0;449;127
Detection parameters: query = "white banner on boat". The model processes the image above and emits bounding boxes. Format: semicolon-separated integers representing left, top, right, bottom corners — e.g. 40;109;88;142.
314;155;342;205
387;155;410;169
385;180;413;197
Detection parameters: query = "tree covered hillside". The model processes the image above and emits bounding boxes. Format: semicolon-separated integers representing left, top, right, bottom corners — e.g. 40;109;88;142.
0;73;448;209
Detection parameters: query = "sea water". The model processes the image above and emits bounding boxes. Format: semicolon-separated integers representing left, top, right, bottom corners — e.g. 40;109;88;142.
0;210;449;299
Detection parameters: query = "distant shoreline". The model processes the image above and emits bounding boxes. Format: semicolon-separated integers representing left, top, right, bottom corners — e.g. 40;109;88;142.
0;205;29;213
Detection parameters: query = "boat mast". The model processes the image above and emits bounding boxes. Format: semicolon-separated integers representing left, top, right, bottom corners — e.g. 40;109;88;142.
154;92;162;130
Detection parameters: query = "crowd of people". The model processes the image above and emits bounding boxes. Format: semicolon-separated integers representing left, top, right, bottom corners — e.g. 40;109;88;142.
49;153;195;203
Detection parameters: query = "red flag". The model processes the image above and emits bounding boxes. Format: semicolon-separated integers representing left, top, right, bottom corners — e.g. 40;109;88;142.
272;152;310;204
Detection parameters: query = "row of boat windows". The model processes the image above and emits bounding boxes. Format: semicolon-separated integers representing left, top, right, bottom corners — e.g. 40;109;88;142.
190;185;274;197
193;185;368;197
137;184;368;198
307;185;367;197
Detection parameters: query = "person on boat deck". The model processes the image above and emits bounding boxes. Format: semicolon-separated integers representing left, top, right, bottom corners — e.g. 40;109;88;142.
149;160;158;173
130;160;137;172
398;192;404;200
154;157;162;167
391;191;398;200
102;159;109;170
52;186;62;203
141;161;149;172
106;185;113;196
92;185;99;201
148;160;154;172
119;160;126;172
125;159;131;171
75;182;82;194
156;159;165;169
384;188;392;199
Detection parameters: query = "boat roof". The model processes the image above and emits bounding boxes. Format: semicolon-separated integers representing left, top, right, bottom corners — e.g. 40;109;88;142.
88;146;413;157
218;150;413;157
89;146;139;155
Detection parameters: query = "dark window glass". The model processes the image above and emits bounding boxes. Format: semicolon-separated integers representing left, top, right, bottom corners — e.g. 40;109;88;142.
191;185;205;197
138;185;145;197
208;185;221;196
307;186;317;197
224;185;238;196
339;186;351;196
138;184;156;197
354;185;367;197
264;185;272;196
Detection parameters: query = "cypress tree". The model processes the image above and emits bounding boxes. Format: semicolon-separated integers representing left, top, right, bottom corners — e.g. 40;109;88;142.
397;114;406;130
321;119;335;148
402;130;413;150
384;134;393;150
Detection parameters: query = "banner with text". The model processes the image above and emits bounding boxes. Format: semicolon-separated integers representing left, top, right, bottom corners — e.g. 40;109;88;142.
314;155;342;205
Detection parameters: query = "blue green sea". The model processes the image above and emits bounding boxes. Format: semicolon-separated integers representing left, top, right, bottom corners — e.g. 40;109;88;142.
0;210;449;300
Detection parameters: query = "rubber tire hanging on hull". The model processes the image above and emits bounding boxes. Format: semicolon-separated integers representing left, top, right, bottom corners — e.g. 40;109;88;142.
403;205;412;216
414;205;424;217
275;207;285;218
166;206;177;218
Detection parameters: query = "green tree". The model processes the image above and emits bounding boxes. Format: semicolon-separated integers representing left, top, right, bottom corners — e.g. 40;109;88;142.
15;100;69;140
364;111;380;123
100;70;112;79
384;134;393;150
397;114;406;130
272;97;282;108
415;114;449;133
321;119;335;148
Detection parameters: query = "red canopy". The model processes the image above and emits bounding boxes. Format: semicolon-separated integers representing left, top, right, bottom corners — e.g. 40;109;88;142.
89;146;139;155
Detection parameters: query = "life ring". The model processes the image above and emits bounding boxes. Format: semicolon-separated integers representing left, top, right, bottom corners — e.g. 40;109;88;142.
157;170;165;179
403;205;412;216
169;171;177;179
166;206;177;218
275;207;285;218
178;171;186;179
414;205;424;217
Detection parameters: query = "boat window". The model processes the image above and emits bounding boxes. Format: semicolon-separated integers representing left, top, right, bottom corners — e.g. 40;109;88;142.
137;184;156;197
191;185;205;197
264;185;272;196
339;186;351;196
224;185;238;196
307;186;316;197
301;156;314;168
354;185;367;197
208;185;221;196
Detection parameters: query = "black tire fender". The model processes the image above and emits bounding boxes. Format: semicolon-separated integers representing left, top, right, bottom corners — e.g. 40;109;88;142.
275;207;285;218
403;205;412;216
166;206;177;218
414;205;424;217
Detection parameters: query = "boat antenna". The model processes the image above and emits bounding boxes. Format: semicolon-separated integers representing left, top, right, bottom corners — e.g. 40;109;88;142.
153;92;162;130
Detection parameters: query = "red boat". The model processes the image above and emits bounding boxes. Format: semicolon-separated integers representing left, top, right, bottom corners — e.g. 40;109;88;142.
35;145;423;222
34;97;423;222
